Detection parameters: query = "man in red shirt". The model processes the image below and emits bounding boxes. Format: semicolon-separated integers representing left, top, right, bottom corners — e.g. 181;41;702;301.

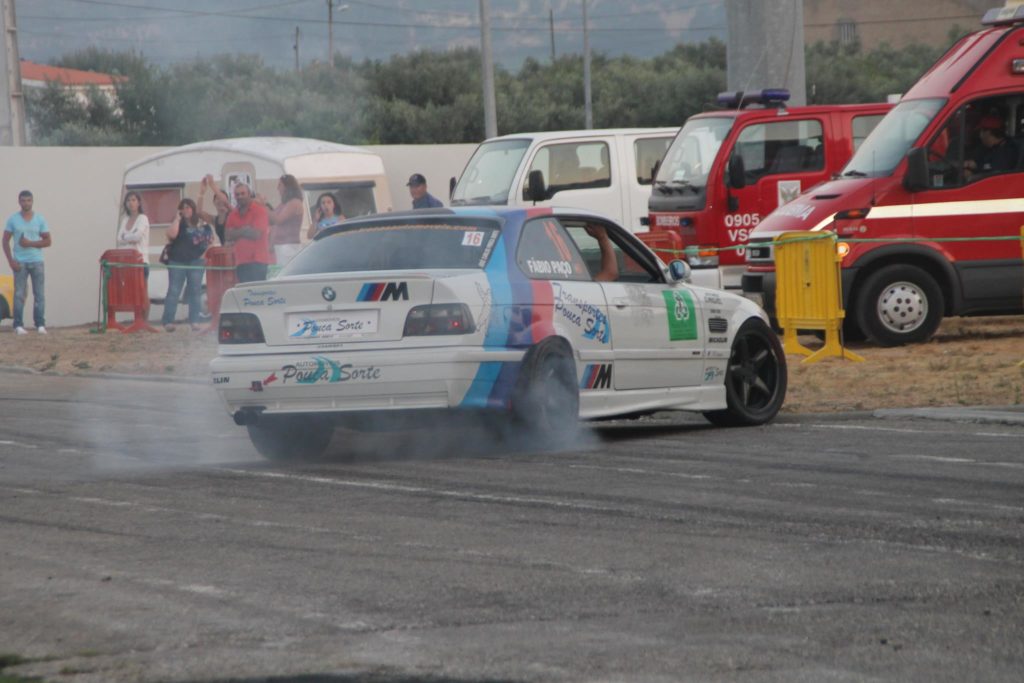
224;183;271;283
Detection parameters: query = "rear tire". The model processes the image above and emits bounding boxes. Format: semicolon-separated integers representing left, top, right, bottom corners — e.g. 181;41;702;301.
856;264;943;346
512;339;579;443
246;415;334;461
704;318;787;427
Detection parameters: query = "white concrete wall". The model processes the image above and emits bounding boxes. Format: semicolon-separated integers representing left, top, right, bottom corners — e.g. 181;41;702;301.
0;143;476;327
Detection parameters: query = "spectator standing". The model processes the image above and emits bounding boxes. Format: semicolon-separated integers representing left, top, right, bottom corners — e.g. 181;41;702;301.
116;190;152;321
308;191;344;239
407;173;444;209
197;174;230;246
266;174;305;265
161;198;214;332
225;183;271;283
3;190;52;335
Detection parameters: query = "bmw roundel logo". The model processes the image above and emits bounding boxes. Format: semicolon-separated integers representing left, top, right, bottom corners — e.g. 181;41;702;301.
321;286;336;302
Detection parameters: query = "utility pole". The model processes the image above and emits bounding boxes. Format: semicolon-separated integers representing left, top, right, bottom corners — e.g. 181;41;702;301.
479;0;497;138
549;8;555;62
582;0;592;129
293;26;300;72
726;0;806;105
327;2;349;66
0;0;27;146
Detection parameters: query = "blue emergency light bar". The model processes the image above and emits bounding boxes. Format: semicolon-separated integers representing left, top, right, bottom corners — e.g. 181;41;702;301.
716;89;791;109
982;3;1024;25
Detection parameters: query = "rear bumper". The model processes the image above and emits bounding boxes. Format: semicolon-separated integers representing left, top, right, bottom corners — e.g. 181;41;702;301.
210;346;524;417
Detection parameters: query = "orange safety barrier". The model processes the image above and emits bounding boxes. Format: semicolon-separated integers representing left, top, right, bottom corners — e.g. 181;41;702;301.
204;246;236;333
101;249;158;333
638;229;684;266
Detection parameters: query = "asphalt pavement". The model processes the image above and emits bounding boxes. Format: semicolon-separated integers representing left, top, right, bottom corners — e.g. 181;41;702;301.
0;370;1022;683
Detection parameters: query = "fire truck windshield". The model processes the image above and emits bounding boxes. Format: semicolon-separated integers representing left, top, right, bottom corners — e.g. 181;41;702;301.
842;98;945;178
655;117;734;190
451;139;531;205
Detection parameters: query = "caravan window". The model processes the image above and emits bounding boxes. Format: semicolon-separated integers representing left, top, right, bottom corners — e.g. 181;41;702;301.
303;181;377;219
129;186;182;226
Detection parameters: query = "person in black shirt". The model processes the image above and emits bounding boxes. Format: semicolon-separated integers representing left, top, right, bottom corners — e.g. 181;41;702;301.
965;115;1017;178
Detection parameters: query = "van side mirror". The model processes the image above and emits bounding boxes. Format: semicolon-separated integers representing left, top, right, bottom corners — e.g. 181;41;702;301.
651;159;661;183
527;170;547;203
449;176;457;199
727;154;746;189
669;259;691;283
904;147;928;192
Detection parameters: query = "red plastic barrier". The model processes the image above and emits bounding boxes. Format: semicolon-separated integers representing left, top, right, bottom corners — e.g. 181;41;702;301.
204;246;236;333
637;230;684;267
101;249;158;333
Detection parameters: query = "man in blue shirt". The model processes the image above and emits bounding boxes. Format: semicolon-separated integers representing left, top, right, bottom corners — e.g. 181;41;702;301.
407;173;444;209
3;190;52;335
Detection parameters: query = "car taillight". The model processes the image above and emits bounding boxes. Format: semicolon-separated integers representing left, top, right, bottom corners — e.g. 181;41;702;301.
219;313;265;344
403;304;475;336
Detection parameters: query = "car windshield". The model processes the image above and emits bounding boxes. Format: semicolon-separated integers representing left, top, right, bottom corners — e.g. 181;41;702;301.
279;218;501;275
655;117;734;189
450;139;531;205
842;98;945;177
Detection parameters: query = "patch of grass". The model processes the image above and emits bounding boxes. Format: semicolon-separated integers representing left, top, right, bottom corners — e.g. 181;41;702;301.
0;654;41;683
164;365;175;373
71;360;91;370
38;354;59;372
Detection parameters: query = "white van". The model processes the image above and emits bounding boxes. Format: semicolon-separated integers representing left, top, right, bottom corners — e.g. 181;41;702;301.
449;128;677;232
119;136;393;307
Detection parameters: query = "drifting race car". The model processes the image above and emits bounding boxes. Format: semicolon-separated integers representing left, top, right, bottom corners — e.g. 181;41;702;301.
210;207;787;460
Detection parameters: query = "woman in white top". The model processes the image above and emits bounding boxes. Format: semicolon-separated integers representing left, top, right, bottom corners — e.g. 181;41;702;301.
116;190;151;319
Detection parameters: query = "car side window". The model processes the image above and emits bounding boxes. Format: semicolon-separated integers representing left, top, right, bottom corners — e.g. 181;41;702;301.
634;137;672;185
852;114;885;152
516;218;591;281
521;141;611;199
563;222;660;284
734;119;825;182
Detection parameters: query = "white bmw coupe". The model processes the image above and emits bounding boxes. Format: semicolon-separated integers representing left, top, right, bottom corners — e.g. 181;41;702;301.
211;207;787;460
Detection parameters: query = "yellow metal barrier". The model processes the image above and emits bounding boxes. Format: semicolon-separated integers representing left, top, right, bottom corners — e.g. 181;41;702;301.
774;231;864;364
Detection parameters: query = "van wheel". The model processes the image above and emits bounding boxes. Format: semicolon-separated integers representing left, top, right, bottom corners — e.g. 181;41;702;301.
512;339;579;442
704;318;787;427
856;265;943;346
247;416;333;461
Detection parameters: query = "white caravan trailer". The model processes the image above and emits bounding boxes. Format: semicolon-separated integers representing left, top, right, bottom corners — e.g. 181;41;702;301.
119;136;393;305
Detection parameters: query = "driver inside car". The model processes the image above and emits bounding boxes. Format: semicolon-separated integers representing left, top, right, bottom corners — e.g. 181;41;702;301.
584;223;619;282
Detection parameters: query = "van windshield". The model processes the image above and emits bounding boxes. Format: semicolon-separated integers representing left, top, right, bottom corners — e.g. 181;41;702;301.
451;139;531;205
842;98;945;178
655;117;734;190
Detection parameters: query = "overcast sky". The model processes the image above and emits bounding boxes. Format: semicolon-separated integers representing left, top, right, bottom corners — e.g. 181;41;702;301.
16;0;727;70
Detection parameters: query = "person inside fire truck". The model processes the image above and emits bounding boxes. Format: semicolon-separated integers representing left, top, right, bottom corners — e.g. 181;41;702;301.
965;114;1016;178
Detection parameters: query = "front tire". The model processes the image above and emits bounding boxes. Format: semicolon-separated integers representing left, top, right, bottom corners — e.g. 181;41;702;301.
246;415;334;461
512;339;580;442
856;264;943;346
704;318;787;427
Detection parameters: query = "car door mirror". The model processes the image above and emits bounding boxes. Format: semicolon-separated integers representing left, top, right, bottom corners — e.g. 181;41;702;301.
669;259;691;283
727;154;746;189
449;176;457;199
527;169;547;203
903;146;928;192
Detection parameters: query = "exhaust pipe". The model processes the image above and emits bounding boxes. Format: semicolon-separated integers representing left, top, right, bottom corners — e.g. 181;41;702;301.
233;406;266;426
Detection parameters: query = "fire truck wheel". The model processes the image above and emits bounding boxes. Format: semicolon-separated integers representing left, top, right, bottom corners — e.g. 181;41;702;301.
857;264;944;347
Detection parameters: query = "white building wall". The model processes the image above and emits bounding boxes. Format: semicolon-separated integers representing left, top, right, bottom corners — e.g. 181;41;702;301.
0;143;476;327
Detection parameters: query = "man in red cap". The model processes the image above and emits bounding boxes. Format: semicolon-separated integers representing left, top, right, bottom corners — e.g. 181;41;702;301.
965;114;1017;178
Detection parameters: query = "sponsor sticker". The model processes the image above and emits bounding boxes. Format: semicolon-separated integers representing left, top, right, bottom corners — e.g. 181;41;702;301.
277;357;382;385
287;311;379;340
662;290;698;341
462;231;485;246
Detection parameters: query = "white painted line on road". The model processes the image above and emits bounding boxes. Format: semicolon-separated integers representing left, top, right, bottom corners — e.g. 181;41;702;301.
568;464;712;480
217;467;629;514
932;498;1024;513
896;454;975;464
0;439;37;449
777;423;1022;440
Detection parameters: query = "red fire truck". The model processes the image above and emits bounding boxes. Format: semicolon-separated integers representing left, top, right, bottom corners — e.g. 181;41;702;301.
645;90;891;291
743;5;1024;346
